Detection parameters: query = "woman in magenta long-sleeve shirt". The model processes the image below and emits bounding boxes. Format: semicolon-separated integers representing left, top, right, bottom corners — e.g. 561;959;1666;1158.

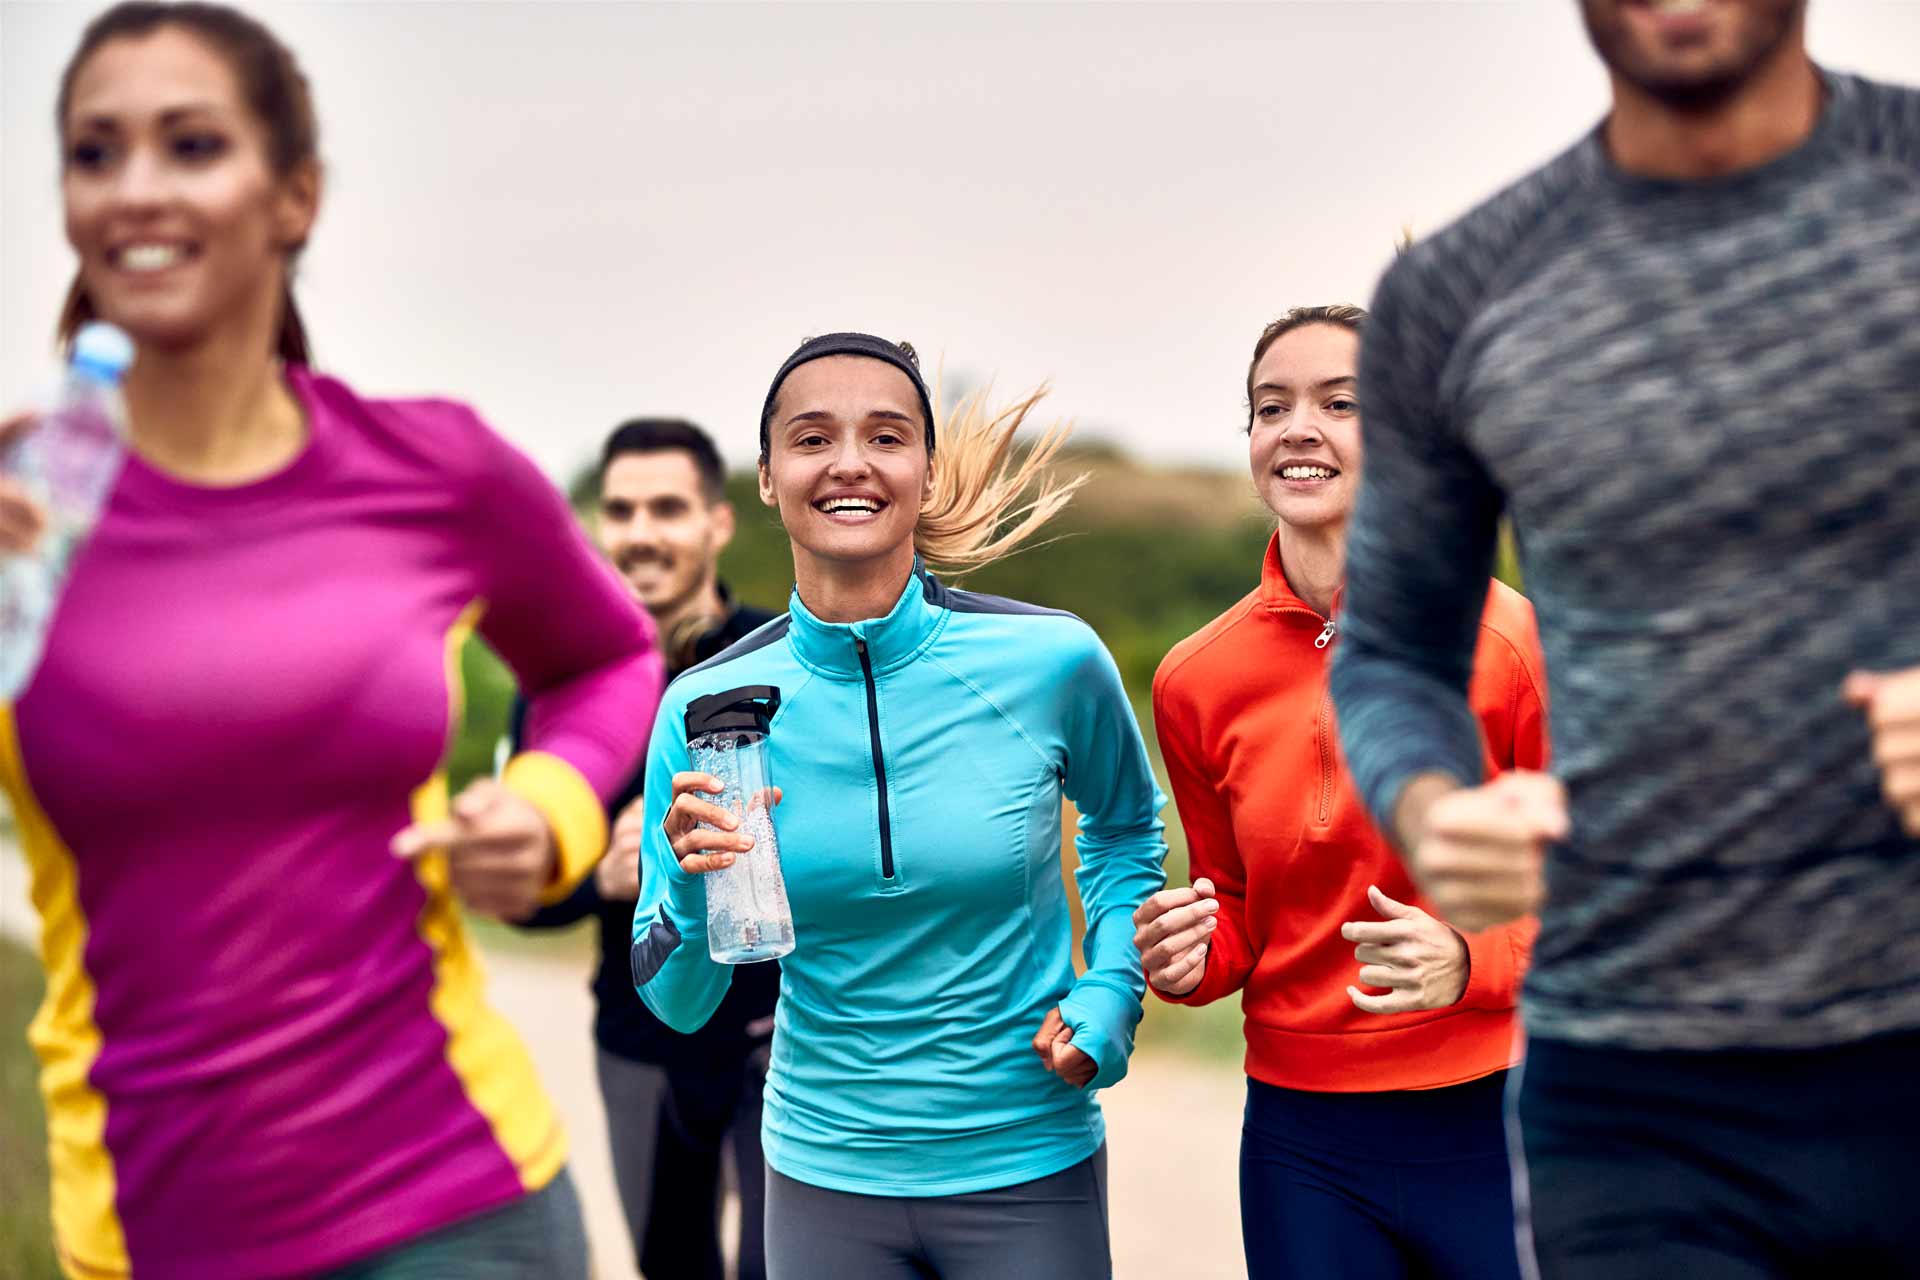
0;6;662;1277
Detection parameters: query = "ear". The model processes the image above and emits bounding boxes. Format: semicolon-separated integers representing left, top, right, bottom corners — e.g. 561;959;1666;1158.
274;158;321;252
922;452;937;502
710;499;737;553
757;460;776;509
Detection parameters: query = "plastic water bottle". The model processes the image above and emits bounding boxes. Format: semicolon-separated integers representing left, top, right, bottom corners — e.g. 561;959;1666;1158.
0;323;136;700
684;685;794;964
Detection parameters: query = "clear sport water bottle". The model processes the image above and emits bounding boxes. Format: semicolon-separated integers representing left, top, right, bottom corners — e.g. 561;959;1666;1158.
685;685;794;964
0;323;136;700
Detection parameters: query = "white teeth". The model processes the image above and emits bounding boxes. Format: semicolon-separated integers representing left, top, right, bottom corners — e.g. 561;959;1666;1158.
1650;0;1706;13
1282;466;1335;481
121;244;183;272
821;499;881;514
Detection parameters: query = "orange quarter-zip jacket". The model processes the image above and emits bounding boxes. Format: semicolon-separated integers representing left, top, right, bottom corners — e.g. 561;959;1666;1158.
1151;532;1546;1092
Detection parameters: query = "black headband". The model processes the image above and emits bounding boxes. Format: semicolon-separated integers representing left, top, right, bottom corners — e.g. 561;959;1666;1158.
759;332;936;460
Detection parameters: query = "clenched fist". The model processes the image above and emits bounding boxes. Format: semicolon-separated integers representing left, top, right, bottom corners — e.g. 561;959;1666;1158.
1031;1007;1096;1089
1845;668;1920;837
1396;770;1568;933
1131;879;1220;997
391;779;557;921
596;794;648;899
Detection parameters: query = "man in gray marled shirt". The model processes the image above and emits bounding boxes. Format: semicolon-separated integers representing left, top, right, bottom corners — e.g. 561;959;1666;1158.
1330;1;1920;1275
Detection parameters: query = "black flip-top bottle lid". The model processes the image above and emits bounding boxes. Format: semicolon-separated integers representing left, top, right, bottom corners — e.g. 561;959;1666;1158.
684;685;783;740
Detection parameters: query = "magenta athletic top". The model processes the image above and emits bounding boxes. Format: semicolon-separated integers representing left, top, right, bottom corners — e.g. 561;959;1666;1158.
0;367;663;1279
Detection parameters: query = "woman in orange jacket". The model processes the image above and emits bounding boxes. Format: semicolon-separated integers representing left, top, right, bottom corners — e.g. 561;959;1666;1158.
1136;305;1546;1280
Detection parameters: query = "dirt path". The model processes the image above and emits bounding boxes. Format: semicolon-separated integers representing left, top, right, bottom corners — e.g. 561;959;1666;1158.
0;847;1247;1278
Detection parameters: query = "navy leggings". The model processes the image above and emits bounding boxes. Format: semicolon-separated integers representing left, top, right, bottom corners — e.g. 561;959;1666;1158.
1513;1031;1920;1279
1240;1074;1522;1280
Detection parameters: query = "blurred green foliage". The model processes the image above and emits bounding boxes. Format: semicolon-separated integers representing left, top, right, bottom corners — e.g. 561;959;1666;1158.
0;936;58;1279
449;637;516;793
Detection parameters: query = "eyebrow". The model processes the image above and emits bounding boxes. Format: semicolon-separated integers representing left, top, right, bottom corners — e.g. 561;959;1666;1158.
161;104;225;125
1252;376;1358;396
73;103;226;132
783;408;917;426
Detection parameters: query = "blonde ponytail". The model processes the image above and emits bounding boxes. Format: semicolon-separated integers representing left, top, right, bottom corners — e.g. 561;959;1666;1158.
914;384;1086;577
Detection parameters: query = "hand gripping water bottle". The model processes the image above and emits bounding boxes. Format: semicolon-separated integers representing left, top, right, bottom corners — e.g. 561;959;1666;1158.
684;685;795;964
0;322;136;700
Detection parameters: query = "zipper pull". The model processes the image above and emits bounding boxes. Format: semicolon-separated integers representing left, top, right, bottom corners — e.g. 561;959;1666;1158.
1314;619;1337;650
854;638;867;657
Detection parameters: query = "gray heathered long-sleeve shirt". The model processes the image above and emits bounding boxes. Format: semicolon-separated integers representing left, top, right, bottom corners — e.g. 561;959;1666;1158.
1332;70;1920;1052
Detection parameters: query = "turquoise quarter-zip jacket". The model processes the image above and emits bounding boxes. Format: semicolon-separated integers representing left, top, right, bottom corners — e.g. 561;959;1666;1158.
632;564;1167;1196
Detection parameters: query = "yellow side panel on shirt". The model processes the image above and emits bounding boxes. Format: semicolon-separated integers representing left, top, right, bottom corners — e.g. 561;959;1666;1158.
405;600;569;1194
0;704;131;1279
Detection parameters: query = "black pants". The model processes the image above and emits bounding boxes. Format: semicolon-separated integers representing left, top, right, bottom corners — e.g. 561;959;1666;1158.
764;1146;1109;1280
597;1047;766;1280
1513;1031;1920;1279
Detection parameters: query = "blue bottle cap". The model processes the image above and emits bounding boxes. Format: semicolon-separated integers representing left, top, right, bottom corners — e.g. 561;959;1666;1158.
71;323;135;383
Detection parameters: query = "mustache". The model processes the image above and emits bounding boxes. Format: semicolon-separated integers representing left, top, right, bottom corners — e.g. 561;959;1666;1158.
616;548;672;573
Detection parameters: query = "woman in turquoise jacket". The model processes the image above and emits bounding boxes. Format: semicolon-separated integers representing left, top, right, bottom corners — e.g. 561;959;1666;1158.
630;332;1166;1279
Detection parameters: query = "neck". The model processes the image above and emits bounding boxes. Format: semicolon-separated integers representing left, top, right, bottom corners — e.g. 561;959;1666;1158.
1276;519;1345;618
651;576;728;647
122;293;306;485
1604;42;1821;180
792;540;917;624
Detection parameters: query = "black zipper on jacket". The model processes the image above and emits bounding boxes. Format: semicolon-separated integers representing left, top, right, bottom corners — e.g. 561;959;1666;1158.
854;638;896;879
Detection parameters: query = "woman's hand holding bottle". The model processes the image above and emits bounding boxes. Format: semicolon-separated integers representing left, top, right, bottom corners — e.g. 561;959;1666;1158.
0;413;47;554
663;771;781;874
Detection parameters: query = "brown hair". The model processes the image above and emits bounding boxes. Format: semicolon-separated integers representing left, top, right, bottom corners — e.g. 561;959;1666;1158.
1244;304;1367;429
55;2;319;363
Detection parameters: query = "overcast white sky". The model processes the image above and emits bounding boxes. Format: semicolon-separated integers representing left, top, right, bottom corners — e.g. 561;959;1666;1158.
4;1;1918;477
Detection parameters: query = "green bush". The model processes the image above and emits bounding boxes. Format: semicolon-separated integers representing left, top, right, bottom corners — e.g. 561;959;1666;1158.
0;936;58;1279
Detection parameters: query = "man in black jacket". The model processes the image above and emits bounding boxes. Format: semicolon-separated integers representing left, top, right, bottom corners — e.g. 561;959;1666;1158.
515;419;778;1280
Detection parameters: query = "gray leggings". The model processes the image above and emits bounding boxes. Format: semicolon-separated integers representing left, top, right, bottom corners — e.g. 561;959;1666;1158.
764;1146;1109;1280
322;1167;589;1279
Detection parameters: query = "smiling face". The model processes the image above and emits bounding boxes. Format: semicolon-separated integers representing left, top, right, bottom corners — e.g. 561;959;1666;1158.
1247;323;1363;533
60;26;317;353
1579;0;1805;110
758;354;934;578
598;449;734;622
